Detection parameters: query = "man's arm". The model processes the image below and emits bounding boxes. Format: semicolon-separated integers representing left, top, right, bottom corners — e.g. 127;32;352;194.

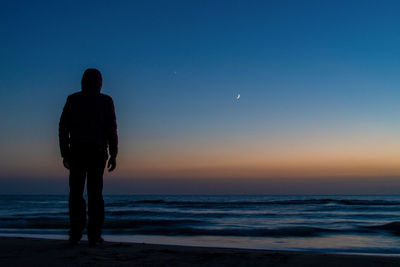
59;96;71;169
107;97;118;172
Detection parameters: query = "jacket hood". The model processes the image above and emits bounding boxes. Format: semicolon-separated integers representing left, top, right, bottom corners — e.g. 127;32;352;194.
81;68;102;94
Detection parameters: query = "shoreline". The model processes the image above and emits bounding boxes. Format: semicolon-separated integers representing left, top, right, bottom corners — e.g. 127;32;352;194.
1;236;400;266
1;233;400;257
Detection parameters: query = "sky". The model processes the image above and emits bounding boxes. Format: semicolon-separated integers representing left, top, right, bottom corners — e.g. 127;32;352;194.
1;0;400;194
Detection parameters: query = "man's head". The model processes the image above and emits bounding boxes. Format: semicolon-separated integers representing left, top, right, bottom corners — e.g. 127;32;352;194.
81;68;102;93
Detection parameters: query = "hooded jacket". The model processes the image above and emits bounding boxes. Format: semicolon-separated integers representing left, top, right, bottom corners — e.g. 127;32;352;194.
59;69;118;159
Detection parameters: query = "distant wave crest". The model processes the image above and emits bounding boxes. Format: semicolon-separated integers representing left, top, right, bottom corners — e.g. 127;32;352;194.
106;198;400;207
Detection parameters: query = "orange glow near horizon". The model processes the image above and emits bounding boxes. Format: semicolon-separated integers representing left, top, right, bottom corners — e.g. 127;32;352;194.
113;128;400;179
2;125;400;180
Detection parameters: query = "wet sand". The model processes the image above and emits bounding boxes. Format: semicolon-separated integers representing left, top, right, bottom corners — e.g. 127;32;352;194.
1;236;400;266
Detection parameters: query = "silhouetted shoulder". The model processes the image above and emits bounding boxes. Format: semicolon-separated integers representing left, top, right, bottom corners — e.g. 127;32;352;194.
67;91;84;100
100;93;114;102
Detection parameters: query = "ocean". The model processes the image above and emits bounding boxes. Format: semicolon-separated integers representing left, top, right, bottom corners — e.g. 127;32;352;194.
1;194;400;255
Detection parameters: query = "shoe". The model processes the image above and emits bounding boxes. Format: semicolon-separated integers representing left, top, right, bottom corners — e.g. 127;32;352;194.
69;236;81;246
88;236;104;246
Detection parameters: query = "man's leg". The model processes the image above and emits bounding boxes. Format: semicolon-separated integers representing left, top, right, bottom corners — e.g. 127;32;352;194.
87;150;107;243
69;164;87;242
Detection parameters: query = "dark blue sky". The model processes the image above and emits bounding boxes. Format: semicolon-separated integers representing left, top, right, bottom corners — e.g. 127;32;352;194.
2;0;400;193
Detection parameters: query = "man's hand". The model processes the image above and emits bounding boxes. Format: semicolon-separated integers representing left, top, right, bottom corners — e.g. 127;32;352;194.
63;158;70;170
108;157;116;172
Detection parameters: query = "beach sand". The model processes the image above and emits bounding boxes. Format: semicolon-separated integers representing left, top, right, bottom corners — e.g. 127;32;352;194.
1;236;400;266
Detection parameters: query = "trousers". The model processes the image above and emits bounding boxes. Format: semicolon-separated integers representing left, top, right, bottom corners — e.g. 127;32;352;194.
68;145;107;240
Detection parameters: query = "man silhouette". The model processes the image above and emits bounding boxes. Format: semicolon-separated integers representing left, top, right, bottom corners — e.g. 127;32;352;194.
59;68;118;245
